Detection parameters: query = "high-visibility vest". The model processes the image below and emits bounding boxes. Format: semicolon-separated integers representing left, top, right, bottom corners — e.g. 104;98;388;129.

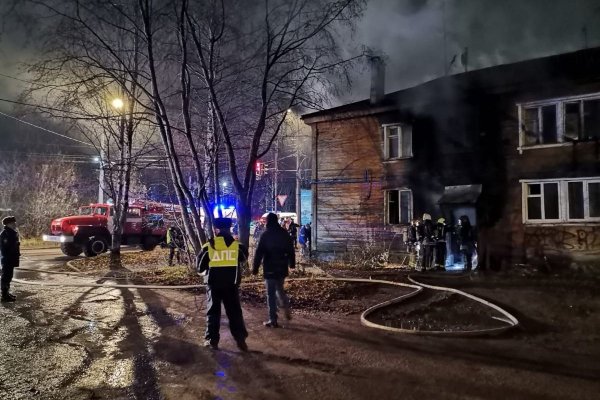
206;236;239;268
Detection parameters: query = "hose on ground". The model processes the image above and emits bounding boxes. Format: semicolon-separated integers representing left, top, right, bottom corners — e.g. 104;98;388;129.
13;272;519;336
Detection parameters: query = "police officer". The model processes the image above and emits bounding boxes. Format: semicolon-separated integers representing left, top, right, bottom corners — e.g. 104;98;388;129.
1;216;20;302
196;218;248;351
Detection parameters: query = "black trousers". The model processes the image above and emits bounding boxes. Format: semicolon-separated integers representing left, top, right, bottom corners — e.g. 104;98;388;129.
1;265;15;294
205;285;248;343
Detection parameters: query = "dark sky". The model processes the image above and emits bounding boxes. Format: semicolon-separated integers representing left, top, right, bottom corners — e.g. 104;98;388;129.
1;0;600;113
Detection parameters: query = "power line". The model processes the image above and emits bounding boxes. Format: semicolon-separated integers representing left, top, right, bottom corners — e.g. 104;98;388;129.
0;110;94;147
0;72;33;85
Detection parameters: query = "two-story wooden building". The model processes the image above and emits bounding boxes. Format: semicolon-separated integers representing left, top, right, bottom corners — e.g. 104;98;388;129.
302;47;600;270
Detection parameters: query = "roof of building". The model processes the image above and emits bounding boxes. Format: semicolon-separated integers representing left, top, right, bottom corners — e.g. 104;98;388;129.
302;46;600;123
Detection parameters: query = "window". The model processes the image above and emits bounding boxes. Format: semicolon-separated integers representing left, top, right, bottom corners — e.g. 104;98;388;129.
95;207;108;216
525;182;559;221
521;105;557;145
518;93;600;148
383;124;412;159
522;178;600;223
386;189;412;224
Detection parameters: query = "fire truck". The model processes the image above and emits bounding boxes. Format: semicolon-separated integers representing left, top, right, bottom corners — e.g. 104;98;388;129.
42;201;179;257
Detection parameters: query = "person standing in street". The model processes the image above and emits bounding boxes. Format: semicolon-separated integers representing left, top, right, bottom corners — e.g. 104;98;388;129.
196;218;248;351
0;216;20;302
253;212;295;328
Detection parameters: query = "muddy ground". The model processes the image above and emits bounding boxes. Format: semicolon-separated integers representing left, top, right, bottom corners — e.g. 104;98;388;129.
0;248;599;399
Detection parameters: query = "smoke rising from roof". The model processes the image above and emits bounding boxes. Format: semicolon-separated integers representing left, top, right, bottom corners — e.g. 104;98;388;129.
342;0;600;103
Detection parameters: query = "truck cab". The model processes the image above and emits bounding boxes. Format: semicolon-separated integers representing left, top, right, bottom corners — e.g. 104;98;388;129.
43;202;169;257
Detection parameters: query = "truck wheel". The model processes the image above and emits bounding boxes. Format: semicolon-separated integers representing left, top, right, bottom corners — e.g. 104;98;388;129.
84;236;109;257
139;237;157;251
60;243;82;257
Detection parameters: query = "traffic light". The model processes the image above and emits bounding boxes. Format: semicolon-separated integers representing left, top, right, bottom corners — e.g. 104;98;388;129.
255;161;264;179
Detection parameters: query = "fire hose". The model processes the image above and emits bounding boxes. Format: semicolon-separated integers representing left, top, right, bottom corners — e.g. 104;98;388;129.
13;267;519;336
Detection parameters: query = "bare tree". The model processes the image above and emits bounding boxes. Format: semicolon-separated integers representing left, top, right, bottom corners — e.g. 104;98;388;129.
182;0;365;246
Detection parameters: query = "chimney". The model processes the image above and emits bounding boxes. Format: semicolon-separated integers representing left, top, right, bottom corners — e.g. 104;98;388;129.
369;56;385;105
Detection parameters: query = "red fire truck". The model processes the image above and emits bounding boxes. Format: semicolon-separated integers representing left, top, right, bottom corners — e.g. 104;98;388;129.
42;201;178;257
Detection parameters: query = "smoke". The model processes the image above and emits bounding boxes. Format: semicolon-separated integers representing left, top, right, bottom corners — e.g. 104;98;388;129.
341;0;600;103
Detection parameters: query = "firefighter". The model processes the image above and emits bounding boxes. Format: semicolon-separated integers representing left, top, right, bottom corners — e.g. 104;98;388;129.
418;213;435;271
457;215;475;272
0;216;20;302
166;225;183;266
406;219;419;269
434;217;447;270
196;218;248;351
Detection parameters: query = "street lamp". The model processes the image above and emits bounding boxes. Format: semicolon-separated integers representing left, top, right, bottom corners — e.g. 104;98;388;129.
111;98;124;110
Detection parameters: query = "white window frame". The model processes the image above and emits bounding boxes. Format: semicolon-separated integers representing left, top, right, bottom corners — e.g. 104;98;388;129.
382;123;412;160
385;188;413;225
517;92;600;154
521;177;600;224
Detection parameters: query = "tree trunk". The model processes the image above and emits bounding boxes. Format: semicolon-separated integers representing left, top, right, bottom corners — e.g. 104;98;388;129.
237;196;252;248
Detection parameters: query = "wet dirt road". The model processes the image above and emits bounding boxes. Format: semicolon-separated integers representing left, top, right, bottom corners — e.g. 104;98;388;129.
1;249;599;399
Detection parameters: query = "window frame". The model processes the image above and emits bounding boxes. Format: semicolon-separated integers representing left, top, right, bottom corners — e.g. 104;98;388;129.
517;92;600;153
382;123;413;160
521;177;600;224
385;188;413;225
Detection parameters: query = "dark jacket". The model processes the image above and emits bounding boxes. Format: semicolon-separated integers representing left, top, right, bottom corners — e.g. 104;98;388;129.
418;220;435;242
253;225;295;279
0;226;20;267
288;222;300;237
196;233;248;287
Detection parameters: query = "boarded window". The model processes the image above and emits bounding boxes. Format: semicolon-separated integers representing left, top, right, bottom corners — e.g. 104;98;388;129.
564;102;582;141
541;105;557;143
583;99;600;139
568;181;584;219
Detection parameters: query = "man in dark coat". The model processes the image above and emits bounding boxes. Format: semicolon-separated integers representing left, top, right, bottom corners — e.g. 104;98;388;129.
253;213;295;327
196;218;248;351
287;218;300;249
0;216;20;302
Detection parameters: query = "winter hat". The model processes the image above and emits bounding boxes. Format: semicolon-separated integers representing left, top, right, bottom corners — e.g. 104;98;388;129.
2;216;16;226
213;218;232;230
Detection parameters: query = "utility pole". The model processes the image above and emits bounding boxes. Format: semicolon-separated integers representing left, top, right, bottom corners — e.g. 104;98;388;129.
274;136;279;213
296;134;302;225
98;134;105;203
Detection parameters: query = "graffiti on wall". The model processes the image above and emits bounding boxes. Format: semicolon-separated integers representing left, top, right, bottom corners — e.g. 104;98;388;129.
524;225;600;253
